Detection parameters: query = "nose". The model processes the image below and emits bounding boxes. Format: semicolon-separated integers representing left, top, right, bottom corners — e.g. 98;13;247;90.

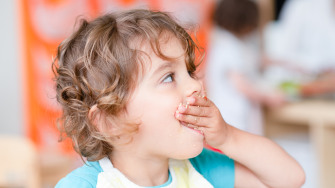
185;76;203;97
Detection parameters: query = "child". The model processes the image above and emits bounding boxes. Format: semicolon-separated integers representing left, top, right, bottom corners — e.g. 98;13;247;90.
53;9;305;188
206;0;285;136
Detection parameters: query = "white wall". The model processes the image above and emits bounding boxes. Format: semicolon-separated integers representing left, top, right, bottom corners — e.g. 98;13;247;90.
0;0;22;135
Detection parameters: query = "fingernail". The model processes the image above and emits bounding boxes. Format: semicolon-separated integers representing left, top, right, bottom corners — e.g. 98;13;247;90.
178;104;187;113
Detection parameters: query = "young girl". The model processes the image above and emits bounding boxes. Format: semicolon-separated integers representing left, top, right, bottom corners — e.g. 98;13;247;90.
53;9;305;188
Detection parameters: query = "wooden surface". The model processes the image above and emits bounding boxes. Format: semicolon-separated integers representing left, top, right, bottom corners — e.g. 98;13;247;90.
0;136;40;188
266;100;335;125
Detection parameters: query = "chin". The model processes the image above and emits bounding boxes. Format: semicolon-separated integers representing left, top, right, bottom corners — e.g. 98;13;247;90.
172;142;204;160
188;143;204;158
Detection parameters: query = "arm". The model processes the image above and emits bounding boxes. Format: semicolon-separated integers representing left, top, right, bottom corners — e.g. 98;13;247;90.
300;71;335;96
175;94;305;188
222;126;305;188
235;162;268;188
228;71;285;108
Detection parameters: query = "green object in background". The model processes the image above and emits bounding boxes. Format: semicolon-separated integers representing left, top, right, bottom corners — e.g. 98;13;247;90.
279;81;301;97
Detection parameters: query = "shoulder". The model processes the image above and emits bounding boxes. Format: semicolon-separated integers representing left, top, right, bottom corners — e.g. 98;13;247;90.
190;148;235;170
190;148;235;188
55;161;103;188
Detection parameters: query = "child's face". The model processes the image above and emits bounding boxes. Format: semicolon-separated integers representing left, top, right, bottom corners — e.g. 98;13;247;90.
123;34;204;159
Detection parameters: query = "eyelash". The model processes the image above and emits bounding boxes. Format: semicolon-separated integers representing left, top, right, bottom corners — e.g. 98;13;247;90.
161;70;197;85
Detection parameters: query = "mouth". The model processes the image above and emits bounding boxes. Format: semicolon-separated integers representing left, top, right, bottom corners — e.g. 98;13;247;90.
180;121;204;135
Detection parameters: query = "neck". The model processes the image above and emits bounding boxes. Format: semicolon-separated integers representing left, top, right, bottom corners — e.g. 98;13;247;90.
109;148;170;187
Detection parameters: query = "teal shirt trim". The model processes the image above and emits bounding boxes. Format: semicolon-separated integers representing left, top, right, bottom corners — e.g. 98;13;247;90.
55;148;235;188
190;148;235;188
55;160;102;188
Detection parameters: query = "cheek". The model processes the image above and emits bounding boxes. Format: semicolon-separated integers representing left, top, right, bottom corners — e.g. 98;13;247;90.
126;85;183;131
134;92;181;131
144;94;180;123
136;89;180;114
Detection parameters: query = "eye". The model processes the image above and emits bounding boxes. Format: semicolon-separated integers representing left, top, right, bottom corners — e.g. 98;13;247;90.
162;73;174;83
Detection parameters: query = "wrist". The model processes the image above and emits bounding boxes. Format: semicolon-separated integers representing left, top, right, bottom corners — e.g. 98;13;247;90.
216;123;235;154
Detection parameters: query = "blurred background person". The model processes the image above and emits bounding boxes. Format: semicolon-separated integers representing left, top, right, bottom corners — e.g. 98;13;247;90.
206;0;285;135
264;0;335;98
261;1;335;187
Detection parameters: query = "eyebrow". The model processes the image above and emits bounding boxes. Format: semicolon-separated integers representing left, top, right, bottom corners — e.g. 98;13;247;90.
150;62;173;78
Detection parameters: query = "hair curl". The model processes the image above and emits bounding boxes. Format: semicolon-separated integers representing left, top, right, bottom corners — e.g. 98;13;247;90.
52;9;202;161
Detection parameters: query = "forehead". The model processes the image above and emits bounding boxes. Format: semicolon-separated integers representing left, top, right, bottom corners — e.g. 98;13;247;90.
135;33;186;75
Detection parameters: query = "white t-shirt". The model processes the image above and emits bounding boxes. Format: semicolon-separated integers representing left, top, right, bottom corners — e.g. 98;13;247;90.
274;0;335;73
206;27;263;135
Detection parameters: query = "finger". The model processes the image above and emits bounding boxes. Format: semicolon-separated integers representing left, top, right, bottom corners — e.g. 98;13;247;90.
175;113;207;127
186;94;212;107
177;104;210;117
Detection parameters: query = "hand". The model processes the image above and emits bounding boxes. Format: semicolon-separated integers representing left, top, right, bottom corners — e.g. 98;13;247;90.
175;94;230;149
263;90;286;108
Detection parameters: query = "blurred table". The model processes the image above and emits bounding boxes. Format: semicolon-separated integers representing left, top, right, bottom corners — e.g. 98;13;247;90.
265;100;335;188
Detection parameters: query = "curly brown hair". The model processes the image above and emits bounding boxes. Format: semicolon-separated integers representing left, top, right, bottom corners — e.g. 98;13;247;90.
52;9;202;161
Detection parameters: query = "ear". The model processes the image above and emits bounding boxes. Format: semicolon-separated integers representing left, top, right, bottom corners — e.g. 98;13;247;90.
88;104;105;132
88;105;122;138
88;105;137;145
